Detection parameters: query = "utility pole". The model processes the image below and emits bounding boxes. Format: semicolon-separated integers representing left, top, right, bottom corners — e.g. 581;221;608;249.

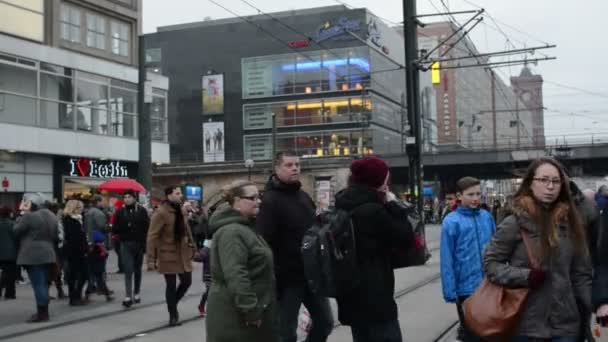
515;91;521;148
491;70;497;149
404;0;424;221
137;35;152;193
271;113;277;160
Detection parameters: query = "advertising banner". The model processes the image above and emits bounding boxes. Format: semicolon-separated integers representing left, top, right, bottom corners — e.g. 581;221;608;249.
203;121;225;162
202;74;224;115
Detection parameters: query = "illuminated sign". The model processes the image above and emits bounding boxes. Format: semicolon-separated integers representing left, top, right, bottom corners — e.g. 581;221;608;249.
432;62;441;84
69;158;128;178
288;40;311;48
281;58;370;72
316;17;362;43
185;185;202;201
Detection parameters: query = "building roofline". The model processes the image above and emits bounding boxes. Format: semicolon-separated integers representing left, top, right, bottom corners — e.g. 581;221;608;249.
156;5;354;33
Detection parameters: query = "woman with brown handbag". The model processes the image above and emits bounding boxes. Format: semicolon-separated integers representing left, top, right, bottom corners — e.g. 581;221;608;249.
483;158;592;341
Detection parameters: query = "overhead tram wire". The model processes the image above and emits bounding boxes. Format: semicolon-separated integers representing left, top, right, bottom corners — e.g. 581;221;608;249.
207;0;406;104
461;0;552;46
434;0;528;113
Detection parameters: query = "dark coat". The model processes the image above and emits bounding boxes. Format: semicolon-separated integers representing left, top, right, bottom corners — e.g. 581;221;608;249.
334;185;415;325
256;176;315;290
484;196;592;338
206;204;278;342
112;204;150;243
62;215;88;261
592;207;608;310
571;182;600;263
0;218;17;261
14;209;58;266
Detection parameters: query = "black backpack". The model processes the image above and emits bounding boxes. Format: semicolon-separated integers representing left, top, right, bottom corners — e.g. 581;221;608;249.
301;207;360;298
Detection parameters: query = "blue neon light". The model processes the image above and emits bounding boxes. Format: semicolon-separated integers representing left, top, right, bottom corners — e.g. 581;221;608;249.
281;58;370;72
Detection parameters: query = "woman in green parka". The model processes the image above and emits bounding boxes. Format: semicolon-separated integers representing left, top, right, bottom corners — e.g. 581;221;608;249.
206;180;278;342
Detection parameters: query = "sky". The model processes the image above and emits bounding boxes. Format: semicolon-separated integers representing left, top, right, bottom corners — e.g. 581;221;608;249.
143;0;608;145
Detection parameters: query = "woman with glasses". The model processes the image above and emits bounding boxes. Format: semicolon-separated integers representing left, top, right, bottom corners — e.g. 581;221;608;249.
484;158;591;341
206;180;278;342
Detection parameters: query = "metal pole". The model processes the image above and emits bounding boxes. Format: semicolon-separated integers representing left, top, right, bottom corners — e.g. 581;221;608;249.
515;92;521;148
404;0;425;223
137;35;152;192
271;113;277;160
491;70;497;149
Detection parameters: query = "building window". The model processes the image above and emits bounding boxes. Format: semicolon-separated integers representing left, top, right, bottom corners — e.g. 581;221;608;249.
242;47;370;99
111;21;130;57
86;13;106;50
0;0;44;42
60;4;81;43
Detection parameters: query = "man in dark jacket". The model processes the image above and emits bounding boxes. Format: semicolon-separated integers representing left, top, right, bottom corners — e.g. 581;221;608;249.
112;190;149;308
256;151;333;342
335;157;414;342
568;181;599;342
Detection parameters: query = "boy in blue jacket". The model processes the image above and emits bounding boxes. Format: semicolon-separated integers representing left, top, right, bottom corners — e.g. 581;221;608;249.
440;177;495;342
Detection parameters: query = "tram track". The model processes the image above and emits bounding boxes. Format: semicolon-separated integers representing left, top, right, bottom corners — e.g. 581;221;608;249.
112;244;444;341
1;242;444;341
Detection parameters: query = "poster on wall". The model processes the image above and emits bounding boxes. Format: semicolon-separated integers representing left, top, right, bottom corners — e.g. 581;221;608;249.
203;121;225;162
202;74;224;115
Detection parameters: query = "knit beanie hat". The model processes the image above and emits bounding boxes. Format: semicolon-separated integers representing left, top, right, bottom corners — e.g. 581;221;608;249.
93;231;106;243
350;157;390;188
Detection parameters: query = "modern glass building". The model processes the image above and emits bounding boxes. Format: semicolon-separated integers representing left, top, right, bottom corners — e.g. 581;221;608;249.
145;5;407;163
0;0;170;206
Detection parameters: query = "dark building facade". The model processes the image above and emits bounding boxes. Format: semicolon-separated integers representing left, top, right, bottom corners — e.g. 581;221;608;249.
145;5;407;163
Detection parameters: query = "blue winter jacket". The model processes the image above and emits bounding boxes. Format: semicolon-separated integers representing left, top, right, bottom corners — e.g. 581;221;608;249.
440;206;496;303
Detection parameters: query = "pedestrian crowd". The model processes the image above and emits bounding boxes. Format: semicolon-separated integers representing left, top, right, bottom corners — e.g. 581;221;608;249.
2;153;608;342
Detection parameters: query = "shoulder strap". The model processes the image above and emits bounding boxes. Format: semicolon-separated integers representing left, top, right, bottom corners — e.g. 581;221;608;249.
520;230;540;269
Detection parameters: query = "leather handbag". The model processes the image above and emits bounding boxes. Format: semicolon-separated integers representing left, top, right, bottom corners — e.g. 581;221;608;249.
463;230;538;342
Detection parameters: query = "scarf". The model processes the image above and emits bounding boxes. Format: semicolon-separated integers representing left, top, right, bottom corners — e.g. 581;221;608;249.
168;201;186;243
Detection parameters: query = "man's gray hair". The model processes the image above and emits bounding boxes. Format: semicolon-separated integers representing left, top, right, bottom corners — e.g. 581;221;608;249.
23;192;48;208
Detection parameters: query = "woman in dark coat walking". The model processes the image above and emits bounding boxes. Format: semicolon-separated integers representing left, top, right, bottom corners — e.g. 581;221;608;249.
484;158;591;341
0;205;17;299
206;180;278;342
62;200;89;306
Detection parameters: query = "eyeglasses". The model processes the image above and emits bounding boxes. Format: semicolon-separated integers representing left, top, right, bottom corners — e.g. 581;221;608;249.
533;177;562;187
240;195;260;201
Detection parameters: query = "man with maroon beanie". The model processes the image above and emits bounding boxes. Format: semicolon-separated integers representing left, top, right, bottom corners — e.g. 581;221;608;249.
334;156;415;342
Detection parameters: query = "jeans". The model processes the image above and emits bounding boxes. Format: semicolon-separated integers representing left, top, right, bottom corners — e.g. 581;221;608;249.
164;272;192;317
66;257;87;302
351;319;403;342
456;296;485;342
121;241;144;298
26;265;50;306
0;260;17;298
279;284;334;342
512;337;578;342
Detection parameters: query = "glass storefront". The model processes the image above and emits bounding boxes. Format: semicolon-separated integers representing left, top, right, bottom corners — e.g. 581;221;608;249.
0;54;168;141
243;96;371;129
242;46;371;99
243;129;378;160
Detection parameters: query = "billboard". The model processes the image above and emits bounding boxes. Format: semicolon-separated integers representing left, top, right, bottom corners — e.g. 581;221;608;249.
203;121;225;162
202;74;224;115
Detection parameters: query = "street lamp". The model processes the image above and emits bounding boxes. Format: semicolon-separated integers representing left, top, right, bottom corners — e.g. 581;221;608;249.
245;159;255;180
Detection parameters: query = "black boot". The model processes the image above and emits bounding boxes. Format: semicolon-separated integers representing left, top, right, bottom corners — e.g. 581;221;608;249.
27;306;49;323
168;308;181;327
